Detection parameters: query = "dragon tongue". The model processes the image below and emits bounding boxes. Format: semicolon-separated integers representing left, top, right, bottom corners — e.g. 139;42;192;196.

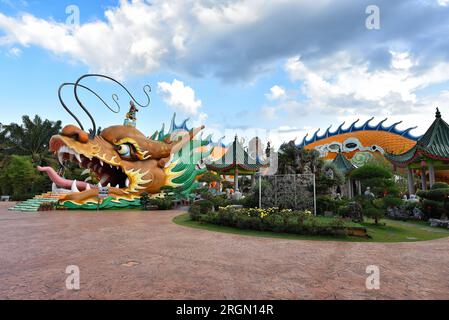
37;166;92;192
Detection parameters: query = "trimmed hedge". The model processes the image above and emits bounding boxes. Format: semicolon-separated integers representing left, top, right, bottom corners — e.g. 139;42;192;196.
188;205;357;237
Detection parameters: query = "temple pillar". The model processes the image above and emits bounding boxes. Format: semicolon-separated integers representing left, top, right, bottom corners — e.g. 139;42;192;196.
407;167;415;195
421;167;427;191
234;168;239;191
347;179;353;198
429;162;436;188
357;180;362;195
217;179;221;193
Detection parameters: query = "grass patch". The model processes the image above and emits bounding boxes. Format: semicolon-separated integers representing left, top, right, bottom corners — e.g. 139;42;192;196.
173;213;449;243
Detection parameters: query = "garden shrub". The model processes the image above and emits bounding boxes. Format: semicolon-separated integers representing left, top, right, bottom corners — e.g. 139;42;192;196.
431;182;449;190
382;195;403;208
188;204;201;220
195;206;354;237
140;192;151;210
316;195;337;214
141;192;174;210
210;195;228;210
417;184;449;219
422;199;445;219
152;197;174;210
363;207;384;224
192;199;214;215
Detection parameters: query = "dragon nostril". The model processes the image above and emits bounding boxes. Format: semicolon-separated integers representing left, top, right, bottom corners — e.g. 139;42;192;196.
61;125;89;143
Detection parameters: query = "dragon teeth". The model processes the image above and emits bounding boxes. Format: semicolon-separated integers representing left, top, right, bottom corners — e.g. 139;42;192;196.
85;184;91;190
81;169;90;176
99;160;104;166
125;178;130;187
74;153;82;163
71;180;80;193
58;153;64;166
115;184;119;188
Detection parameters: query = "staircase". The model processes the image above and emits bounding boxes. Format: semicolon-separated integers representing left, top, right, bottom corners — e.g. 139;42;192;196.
8;192;66;212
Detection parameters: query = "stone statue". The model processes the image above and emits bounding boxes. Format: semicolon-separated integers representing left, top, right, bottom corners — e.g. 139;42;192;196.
124;101;138;126
364;187;375;200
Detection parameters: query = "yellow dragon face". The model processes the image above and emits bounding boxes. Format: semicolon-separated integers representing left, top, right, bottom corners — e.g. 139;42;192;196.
304;131;417;166
38;123;204;205
301;118;420;166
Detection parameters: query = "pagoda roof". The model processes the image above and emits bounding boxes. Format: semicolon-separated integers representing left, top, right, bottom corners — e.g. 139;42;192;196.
205;136;268;173
386;108;449;167
331;151;356;174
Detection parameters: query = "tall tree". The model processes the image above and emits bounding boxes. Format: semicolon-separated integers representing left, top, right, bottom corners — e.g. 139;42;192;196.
277;140;322;174
2;115;62;165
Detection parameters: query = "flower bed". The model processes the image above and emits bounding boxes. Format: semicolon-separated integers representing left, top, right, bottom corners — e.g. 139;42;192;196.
189;205;367;237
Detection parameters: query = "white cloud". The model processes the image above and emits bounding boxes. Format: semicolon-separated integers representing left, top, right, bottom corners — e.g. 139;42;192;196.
7;46;21;57
282;51;449;116
1;0;446;81
261;50;449;140
390;51;416;70
0;0;270;79
265;85;286;100
157;79;202;115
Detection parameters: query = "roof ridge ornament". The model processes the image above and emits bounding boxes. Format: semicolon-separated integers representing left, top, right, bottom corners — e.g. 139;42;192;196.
436;107;441;119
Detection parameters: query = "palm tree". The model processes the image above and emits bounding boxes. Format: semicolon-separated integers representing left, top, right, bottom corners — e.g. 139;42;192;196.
2;115;62;165
278;140;300;174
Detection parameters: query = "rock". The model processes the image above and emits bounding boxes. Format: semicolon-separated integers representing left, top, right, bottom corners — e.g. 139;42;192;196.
412;207;423;220
429;219;449;228
347;202;363;223
387;206;408;220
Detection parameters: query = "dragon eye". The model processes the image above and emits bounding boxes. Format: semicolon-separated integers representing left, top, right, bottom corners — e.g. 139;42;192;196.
117;144;131;157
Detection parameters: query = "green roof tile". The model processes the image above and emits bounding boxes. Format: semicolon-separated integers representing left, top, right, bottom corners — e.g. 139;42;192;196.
386;108;449;166
205;136;268;173
331;151;356;174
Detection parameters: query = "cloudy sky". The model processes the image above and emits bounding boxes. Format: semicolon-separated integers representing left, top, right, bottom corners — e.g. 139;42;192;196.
0;0;449;147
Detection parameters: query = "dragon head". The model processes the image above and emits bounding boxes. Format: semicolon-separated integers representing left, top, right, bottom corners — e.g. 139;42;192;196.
38;123;205;205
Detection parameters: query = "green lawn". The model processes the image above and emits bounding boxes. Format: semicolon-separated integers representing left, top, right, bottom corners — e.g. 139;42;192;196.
173;213;449;243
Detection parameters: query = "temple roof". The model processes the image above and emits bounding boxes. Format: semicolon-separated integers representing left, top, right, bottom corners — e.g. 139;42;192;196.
205;136;268;173
386;108;449;166
331;151;356;174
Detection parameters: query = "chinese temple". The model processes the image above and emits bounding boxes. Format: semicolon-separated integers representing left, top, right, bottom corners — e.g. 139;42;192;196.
331;151;360;198
386;108;449;194
205;136;268;191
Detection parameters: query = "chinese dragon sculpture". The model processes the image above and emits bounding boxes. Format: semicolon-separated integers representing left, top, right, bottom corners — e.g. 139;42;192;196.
37;74;212;209
299;117;421;166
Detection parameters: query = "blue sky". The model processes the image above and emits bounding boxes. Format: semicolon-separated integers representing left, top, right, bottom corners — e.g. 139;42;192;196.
1;0;449;147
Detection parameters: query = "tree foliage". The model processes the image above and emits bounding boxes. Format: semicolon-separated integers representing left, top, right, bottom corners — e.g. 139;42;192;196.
277;141;323;174
350;163;397;197
0;155;48;200
1;115;62;166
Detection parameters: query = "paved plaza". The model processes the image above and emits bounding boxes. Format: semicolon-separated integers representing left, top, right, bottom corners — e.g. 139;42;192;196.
0;202;448;299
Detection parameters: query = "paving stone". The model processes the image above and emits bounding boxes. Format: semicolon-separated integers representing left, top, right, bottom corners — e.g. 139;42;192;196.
0;202;448;299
